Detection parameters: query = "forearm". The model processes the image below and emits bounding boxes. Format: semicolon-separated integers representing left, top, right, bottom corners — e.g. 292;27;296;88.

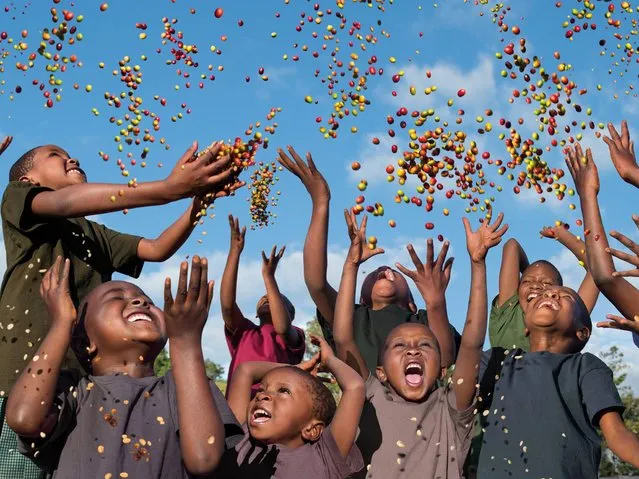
227;361;284;422
602;413;639;468
453;260;488;410
6;323;72;436
170;339;225;475
418;291;454;368
577;272;600;313
333;262;358;348
137;203;197;262
220;250;242;328
304;201;338;321
498;239;528;304
263;274;298;344
30;180;179;218
555;229;587;264
580;194;616;282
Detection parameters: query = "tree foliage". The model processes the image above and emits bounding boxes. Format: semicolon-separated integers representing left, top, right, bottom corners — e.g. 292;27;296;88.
304;318;342;402
153;348;225;382
599;346;639;477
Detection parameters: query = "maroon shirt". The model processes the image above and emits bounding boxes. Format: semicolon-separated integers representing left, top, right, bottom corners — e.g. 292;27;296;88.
225;317;305;390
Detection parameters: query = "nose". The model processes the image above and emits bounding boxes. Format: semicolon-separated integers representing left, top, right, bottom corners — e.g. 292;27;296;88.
130;296;150;308
406;348;421;357
543;289;559;299
255;391;272;402
67;158;80;167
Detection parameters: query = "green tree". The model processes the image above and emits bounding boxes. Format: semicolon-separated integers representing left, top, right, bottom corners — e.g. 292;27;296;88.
304;318;342;402
153;348;225;382
599;346;639;477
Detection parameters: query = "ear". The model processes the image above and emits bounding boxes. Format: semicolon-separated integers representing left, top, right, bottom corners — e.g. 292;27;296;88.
19;175;33;184
375;366;387;383
439;367;448;380
524;327;530;338
576;327;591;344
301;419;325;443
408;302;417;314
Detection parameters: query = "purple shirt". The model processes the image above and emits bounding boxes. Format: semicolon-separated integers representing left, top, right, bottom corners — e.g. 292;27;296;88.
225;317;305;390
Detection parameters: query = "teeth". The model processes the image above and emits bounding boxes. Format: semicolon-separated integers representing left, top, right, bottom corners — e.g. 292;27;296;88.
527;292;539;302
127;313;152;323
67;169;83;176
537;300;558;311
405;362;422;373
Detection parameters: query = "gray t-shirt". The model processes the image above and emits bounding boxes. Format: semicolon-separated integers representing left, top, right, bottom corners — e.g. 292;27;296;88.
475;348;624;479
19;369;243;479
220;423;364;478
356;375;475;479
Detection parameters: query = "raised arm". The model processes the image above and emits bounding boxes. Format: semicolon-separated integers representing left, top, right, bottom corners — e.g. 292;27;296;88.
29;143;234;218
599;410;639;469
164;257;225;476
603;120;639;188
498;238;529;306
565;144;639;319
6;257;77;437
0;135;12;156
540;224;600;313
453;214;509;411
311;335;365;459
220;215;246;333
333;211;384;379
277;146;338;323
395;240;455;369
262;245;302;347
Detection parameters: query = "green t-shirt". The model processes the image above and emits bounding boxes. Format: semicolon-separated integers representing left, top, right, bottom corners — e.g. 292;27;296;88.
488;293;530;352
0;182;144;395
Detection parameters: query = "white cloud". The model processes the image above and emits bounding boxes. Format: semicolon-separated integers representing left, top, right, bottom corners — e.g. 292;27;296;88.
349;133;397;185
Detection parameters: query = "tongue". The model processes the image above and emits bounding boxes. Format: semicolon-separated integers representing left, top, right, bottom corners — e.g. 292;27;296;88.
406;374;423;386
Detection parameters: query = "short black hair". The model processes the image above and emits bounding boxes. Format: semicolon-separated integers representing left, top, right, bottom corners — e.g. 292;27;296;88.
284;367;336;426
9;146;41;182
524;260;563;286
573;293;592;352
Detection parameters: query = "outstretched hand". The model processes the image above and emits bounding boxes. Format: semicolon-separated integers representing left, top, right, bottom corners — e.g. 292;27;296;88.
603;121;638;187
297;335;337;383
395;239;454;303
262;245;286;277
164;256;214;342
565;143;600;196
463;212;509;263
228;215;247;253
596;314;639;335
607;214;639;278
344;210;384;266
0;136;12;156
40;256;77;327
277;146;330;202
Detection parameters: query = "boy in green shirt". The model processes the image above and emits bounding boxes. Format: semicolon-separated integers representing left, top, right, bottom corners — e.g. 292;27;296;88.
0;139;241;478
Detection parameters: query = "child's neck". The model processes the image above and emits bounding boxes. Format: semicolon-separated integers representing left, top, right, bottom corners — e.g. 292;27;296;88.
370;299;407;311
91;349;157;378
528;331;575;355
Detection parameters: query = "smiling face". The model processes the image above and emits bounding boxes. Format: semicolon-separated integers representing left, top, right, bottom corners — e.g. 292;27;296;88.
376;323;442;402
524;286;591;352
247;367;322;447
81;281;166;364
518;261;563;313
22;145;87;190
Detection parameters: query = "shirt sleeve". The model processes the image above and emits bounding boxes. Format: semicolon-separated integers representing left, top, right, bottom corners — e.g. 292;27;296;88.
579;356;625;427
88;221;144;278
442;386;478;445
1;182;54;234
314;429;364;478
225;316;255;354
488;293;530;351
17;370;81;470
365;373;385;402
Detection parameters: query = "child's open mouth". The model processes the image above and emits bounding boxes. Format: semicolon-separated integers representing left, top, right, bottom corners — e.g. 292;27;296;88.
404;361;424;387
127;313;153;323
251;408;272;424
526;291;540;303
537;298;559;311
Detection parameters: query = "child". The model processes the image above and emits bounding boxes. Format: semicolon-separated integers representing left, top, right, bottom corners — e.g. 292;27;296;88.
333;210;508;478
221;215;305;390
223;334;365;478
277;146;459;373
567;126;639;346
0;141;240;477
490;224;599;351
474;284;639;478
5;255;243;478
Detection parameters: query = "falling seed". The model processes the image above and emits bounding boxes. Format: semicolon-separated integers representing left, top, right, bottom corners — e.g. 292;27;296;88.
120;474;128;478
207;435;215;445
416;430;422;437
396;440;405;448
97;445;105;454
40;432;46;438
157;416;165;425
122;435;131;444
33;355;39;362
457;378;464;385
105;474;112;479
410;417;417;422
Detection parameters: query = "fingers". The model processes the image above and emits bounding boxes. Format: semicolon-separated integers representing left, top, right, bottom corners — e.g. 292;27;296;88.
228;214;236;232
51;255;63;286
276;148;295;173
261;250;268;263
306;152;318;173
435;241;450;269
608;122;622;143
633;214;639;230
277;245;286;260
462;217;472;237
186;256;202;303
609;230;639;255
621;120;630;149
612;269;639;278
287;146;309;172
269;245;277;261
490;212;505;232
241;226;247;239
179;141;199;165
394;262;414;278
176;261;188;301
0;136;12;155
359;214;368;237
207;281;215;310
164;277;174;309
197;258;209;308
368;247;385;258
206;162;235;186
61;258;71;289
586;147;594;165
406;243;423;269
443;257;454;284
426;238;434;265
597;314;638;333
494;223;510;239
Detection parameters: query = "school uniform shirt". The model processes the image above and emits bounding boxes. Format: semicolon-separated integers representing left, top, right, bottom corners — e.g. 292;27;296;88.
219;423;364;478
225;317;306;390
355;375;475;479
474;348;624;479
0;182;144;394
487;294;530;351
318;304;462;373
18;369;243;479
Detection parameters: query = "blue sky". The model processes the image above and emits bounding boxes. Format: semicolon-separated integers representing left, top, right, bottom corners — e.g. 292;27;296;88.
1;0;639;389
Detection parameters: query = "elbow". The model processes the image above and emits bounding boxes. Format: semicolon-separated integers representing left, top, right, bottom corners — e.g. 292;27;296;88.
502;238;521;255
5;402;41;437
590;270;616;289
184;448;223;477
